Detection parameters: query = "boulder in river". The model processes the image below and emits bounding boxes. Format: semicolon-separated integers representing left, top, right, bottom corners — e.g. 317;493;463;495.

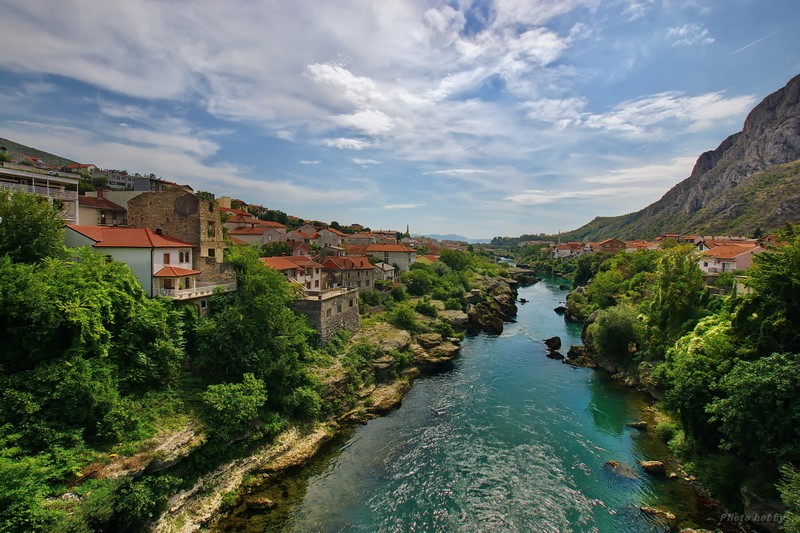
627;421;648;430
603;460;638;480
246;497;277;511
545;351;564;360
544;336;562;351
639;460;666;475
553;306;566;315
639;506;677;526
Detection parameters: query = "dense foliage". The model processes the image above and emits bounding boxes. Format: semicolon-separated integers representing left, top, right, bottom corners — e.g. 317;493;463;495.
0;192;322;531
570;229;800;519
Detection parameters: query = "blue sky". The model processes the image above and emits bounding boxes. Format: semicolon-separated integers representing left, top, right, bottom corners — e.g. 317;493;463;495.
0;0;798;239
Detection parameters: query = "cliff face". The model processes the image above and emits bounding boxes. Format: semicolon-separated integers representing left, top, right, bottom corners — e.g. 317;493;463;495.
564;74;800;240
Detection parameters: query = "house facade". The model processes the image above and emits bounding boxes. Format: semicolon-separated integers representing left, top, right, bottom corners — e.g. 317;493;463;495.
78;189;127;226
700;244;763;273
322;256;376;293
363;244;416;272
64;225;235;309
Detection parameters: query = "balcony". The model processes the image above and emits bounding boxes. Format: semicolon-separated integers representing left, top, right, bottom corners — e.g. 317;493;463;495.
0;180;78;200
155;281;237;300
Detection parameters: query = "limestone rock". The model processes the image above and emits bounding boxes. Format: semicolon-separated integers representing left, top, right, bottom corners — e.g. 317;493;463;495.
544;336;562;351
640;506;677;525
553;306;566;315
245;497;276;511
603;460;638;480
639;460;666;475
627;421;648;430
417;333;443;350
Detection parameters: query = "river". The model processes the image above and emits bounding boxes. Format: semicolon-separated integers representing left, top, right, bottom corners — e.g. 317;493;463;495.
216;277;715;532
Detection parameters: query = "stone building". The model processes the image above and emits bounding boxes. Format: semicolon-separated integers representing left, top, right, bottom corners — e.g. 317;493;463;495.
127;189;232;284
290;287;360;344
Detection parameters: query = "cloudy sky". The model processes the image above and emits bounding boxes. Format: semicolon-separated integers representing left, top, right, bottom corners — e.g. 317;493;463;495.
1;1;798;239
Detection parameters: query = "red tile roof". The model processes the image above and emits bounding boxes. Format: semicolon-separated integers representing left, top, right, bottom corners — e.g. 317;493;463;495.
703;244;760;260
321;227;347;236
322;256;373;271
229;227;270;235
79;196;126;211
260;255;322;271
365;244;415;253
67;225;193;248
153;266;201;277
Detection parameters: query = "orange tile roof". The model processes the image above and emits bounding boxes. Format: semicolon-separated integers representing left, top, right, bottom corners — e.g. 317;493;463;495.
229;226;270;235
321;227;347;236
67;225;193;248
79;196;126;210
261;255;323;271
365;244;415;253
153;266;202;277
703;244;760;260
322;256;373;271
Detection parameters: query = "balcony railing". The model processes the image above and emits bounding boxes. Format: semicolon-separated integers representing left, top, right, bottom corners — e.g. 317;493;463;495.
0;181;78;200
155;281;237;300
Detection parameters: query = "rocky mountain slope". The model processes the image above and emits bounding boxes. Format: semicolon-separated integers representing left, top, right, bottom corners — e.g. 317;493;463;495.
562;74;800;241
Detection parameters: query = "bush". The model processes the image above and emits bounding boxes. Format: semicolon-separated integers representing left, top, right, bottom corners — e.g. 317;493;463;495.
360;289;383;307
444;298;463;311
655;420;677;441
415;298;438;318
388;306;422;333
200;373;268;442
586;304;644;363
390;285;409;302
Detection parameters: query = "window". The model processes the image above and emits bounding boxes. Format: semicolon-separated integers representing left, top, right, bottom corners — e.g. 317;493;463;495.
163;253;170;264
314;280;319;288
326;308;331;318
207;221;215;238
200;299;208;309
337;304;342;313
208;248;216;258
349;299;354;307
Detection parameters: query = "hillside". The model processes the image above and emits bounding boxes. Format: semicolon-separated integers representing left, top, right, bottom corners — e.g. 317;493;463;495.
0;136;78;168
560;73;800;241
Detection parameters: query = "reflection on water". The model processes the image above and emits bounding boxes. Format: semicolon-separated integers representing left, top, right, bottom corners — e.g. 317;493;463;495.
216;278;715;533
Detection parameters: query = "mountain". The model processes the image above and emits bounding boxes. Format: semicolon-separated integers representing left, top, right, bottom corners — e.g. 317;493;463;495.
0;137;78;169
422;234;491;244
561;74;800;241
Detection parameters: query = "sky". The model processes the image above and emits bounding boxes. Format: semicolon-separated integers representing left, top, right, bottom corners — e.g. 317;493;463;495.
0;1;798;240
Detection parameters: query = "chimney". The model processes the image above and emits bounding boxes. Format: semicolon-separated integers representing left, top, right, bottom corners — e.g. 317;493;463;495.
96;188;104;199
155;227;163;235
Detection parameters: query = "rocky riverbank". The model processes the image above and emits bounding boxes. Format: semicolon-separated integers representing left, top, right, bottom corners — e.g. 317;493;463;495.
152;276;519;532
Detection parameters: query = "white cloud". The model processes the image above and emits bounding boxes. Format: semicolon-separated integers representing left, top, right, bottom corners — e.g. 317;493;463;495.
580;91;757;138
353;158;381;165
323;138;374;150
583;156;696;184
299;160;321;165
667;23;714;46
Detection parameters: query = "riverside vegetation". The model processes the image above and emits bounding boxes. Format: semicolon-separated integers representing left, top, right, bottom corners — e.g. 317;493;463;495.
0;190;513;532
514;232;800;532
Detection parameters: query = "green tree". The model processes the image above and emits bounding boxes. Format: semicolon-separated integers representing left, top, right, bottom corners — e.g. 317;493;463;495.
260;241;292;257
200;373;268;441
707;352;800;464
586;304;644;363
646;245;708;344
779;464;800;533
0;190;64;263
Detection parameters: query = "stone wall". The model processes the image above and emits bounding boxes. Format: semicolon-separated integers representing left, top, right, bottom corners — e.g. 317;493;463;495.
291;289;360;344
127;190;226;265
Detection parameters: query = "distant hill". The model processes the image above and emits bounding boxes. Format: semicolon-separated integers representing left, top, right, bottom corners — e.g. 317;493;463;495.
422;234;491;244
559;73;800;241
0;137;78;169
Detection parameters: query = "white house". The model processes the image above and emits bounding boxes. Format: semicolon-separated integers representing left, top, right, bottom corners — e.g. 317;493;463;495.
65;225;235;308
699;244;763;273
364;244;416;272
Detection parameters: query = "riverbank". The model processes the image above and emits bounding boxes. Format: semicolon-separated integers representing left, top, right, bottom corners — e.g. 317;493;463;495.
151;275;523;531
213;277;736;532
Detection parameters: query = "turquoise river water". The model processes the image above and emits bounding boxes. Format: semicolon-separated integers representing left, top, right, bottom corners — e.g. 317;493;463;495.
216;277;718;532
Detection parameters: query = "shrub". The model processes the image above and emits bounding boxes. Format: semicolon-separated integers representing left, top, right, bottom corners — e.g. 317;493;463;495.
586;304;644;363
655;420;677;441
390;285;409;302
415;298;438;318
444;298;463;311
200;373;268;442
388;306;422;333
